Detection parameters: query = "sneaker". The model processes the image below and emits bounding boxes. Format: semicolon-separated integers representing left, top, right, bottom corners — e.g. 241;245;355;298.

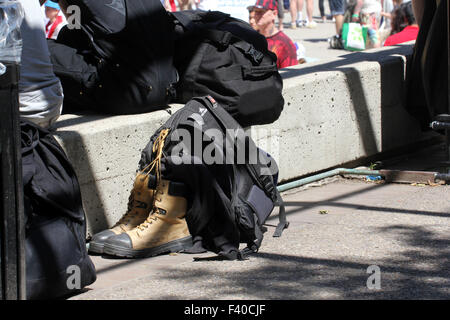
306;21;317;29
291;22;297;29
296;20;306;28
328;35;343;49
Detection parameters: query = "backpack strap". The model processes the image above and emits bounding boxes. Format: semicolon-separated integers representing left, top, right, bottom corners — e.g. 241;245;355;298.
171;10;229;32
241;64;278;80
194;96;277;200
238;223;264;260
203;30;268;66
238;199;289;260
172;10;267;65
171;11;197;31
233;41;265;65
273;189;289;237
196;96;289;238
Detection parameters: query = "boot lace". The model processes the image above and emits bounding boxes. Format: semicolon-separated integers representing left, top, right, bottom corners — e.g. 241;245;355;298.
135;128;170;233
114;128;170;231
141;128;170;186
136;213;159;231
136;188;165;232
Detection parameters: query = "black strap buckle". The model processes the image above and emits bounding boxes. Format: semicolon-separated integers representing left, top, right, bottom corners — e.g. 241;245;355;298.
217;31;232;49
247;46;264;65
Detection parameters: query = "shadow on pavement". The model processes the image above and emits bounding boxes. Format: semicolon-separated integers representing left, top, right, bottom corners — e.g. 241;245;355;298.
154;224;450;299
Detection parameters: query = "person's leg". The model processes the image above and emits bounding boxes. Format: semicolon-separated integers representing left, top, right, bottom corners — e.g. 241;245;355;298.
327;0;345;48
289;0;298;28
278;0;285;30
331;0;345;35
298;0;304;24
334;13;344;34
306;0;316;27
319;0;325;20
306;0;314;22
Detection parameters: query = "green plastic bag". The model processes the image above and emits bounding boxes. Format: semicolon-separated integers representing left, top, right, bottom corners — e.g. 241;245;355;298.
342;23;368;51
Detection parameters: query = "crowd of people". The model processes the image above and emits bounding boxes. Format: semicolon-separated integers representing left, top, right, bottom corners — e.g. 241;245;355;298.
238;0;420;52
383;0;418;46
37;0;421;76
9;0;441;129
325;0;418;49
248;0;299;69
244;0;420;70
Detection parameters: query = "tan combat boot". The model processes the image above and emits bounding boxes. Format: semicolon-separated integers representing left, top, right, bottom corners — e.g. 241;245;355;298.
88;173;155;254
103;179;192;258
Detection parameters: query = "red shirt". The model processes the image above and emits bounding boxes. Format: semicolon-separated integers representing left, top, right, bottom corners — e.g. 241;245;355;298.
266;31;298;69
384;25;419;47
45;15;65;40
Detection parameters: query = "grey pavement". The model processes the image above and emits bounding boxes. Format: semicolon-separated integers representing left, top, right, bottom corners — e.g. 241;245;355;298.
280;4;346;61
70;142;450;300
283;17;345;62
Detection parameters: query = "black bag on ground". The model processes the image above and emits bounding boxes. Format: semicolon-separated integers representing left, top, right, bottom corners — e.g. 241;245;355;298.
139;96;289;260
48;0;178;114
405;0;448;130
170;10;284;128
21;120;96;299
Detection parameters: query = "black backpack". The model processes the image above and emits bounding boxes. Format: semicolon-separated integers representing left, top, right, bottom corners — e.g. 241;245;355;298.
139;96;289;260
49;0;178;114
170;10;284;128
21;121;96;299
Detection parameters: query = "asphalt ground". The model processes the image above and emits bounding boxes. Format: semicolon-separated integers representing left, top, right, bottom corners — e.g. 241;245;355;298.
281;12;345;62
71;141;450;300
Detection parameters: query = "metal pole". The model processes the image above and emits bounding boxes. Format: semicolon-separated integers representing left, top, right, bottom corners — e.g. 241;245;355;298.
0;62;26;300
277;167;450;193
277;168;381;192
447;0;450;164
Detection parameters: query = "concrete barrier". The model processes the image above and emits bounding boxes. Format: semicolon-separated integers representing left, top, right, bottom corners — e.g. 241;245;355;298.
53;43;423;236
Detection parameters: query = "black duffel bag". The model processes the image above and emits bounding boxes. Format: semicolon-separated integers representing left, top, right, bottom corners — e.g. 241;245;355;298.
49;0;178;114
171;10;284;128
21;120;96;299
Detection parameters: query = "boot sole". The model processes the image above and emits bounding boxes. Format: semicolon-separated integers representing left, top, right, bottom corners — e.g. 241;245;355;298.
103;236;193;258
88;241;105;254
